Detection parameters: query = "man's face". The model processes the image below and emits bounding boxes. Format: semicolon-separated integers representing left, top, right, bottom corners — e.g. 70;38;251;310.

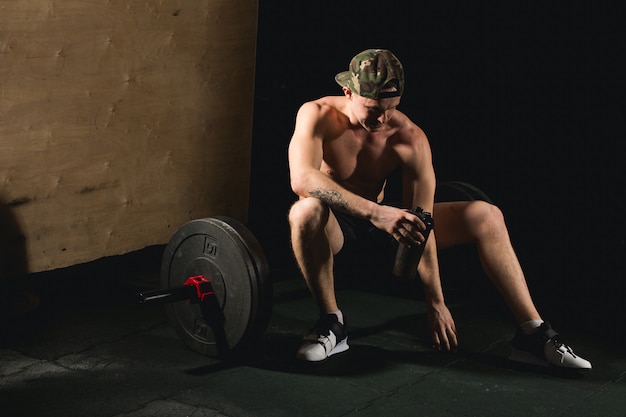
347;89;401;132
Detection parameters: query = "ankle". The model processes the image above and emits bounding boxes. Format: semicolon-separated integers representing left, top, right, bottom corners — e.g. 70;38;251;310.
328;310;344;325
520;319;544;335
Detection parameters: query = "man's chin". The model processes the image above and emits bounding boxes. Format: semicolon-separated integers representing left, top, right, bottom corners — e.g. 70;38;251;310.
363;123;383;132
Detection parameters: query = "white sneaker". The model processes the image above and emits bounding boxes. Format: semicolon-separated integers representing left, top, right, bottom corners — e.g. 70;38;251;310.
509;322;592;370
296;314;349;362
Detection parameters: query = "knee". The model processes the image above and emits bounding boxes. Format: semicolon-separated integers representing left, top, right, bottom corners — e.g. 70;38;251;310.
465;200;507;239
288;198;329;231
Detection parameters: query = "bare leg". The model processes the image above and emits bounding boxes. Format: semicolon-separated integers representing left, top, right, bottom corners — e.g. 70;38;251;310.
288;197;344;314
434;200;542;324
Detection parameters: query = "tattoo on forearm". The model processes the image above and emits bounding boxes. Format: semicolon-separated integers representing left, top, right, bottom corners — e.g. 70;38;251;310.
310;189;349;210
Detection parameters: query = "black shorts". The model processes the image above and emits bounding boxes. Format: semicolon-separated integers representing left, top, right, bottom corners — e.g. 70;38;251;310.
333;209;398;274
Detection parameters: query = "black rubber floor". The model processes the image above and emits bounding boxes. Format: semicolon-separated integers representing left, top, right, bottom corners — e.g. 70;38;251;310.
1;248;624;417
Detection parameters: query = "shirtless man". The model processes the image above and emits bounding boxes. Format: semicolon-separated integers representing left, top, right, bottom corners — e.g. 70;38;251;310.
287;49;591;369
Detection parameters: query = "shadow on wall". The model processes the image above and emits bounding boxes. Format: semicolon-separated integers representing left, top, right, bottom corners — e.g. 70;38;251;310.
0;194;34;319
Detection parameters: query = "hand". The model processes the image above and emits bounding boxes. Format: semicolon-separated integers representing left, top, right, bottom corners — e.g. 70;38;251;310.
427;303;458;352
371;205;429;247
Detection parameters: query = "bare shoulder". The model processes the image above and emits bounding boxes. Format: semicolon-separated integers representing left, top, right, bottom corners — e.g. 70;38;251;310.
295;96;348;136
298;96;344;117
392;110;429;148
390;112;434;184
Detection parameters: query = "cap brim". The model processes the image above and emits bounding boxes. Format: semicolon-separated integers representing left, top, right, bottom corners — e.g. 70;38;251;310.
335;71;350;87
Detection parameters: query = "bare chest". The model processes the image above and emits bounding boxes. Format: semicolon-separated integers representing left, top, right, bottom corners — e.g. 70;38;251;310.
321;131;399;193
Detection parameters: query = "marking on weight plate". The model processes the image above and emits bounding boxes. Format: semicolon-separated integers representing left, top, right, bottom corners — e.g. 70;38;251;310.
203;236;218;257
193;318;209;341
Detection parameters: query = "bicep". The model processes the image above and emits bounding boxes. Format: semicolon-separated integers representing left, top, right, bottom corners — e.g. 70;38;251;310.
401;136;436;211
288;103;325;191
288;133;322;173
403;165;436;211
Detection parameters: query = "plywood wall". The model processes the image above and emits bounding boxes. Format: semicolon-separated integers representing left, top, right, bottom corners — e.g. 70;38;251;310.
0;0;259;273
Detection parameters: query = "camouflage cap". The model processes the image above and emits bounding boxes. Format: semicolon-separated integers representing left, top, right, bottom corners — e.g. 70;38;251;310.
335;49;404;99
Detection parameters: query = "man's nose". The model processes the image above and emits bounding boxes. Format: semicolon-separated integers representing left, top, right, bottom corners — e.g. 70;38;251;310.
377;111;390;123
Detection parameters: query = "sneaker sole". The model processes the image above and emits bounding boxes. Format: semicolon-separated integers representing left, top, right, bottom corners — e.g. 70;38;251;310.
509;348;592;370
327;338;349;358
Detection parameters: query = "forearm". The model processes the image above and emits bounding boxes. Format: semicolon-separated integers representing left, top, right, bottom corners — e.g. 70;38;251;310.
291;169;379;220
417;234;445;306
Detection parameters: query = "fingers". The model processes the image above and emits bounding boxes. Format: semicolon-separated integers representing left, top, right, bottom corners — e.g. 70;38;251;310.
393;214;427;246
432;326;459;353
405;212;427;231
392;226;421;246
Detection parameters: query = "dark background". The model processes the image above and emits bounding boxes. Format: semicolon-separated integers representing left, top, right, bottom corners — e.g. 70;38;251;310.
248;2;625;337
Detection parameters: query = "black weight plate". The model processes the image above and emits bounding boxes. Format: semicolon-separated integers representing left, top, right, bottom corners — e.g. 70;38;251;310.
161;217;270;357
213;216;273;346
435;181;493;203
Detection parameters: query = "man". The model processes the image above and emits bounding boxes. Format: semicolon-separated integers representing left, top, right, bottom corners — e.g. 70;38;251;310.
287;48;591;369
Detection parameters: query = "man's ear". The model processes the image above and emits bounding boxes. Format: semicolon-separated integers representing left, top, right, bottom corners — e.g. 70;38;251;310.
342;86;352;97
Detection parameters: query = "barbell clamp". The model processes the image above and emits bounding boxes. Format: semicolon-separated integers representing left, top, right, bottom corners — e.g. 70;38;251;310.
138;274;214;305
184;275;214;303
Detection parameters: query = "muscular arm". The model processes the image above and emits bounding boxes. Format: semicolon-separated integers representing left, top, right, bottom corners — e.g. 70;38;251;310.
400;128;459;351
400;135;442;302
288;102;379;218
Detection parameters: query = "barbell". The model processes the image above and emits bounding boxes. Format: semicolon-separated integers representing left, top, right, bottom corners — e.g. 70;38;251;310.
139;216;272;358
139;181;491;358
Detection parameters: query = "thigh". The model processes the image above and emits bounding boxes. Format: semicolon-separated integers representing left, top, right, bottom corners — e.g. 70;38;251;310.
433;201;477;250
332;209;397;274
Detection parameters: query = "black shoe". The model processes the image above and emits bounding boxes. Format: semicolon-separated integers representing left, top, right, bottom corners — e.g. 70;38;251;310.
296;314;349;362
509;322;592;370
